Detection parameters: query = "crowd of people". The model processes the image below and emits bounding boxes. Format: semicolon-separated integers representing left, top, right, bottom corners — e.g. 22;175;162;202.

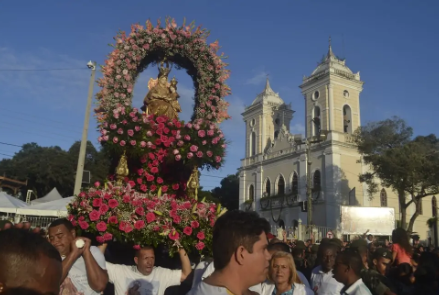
0;211;438;295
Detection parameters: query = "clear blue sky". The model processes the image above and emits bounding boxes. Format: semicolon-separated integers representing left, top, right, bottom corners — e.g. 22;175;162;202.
0;0;438;190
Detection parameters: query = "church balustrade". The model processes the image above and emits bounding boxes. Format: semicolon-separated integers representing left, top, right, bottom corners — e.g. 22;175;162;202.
259;193;299;211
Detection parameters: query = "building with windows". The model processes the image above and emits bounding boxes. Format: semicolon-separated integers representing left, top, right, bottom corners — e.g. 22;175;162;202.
238;44;437;242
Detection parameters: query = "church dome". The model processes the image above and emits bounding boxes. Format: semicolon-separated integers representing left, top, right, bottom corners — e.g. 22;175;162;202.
310;45;353;77
251;78;284;105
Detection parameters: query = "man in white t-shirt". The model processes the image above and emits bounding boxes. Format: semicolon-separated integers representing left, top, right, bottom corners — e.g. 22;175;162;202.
188;210;272;295
48;218;108;295
310;243;344;295
99;243;192;295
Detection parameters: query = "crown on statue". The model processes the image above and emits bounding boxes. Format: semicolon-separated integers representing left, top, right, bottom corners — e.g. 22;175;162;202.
158;58;172;78
170;76;178;86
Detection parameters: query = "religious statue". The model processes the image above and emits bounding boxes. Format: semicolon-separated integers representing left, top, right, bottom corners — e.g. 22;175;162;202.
142;58;181;120
115;151;129;186
186;166;200;200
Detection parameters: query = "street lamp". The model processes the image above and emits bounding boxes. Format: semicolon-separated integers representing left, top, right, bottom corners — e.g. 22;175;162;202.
73;61;97;196
294;132;326;234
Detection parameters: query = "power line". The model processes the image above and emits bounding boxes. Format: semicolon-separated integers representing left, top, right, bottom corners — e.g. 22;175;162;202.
0;68;88;72
0;141;22;148
0;153;13;158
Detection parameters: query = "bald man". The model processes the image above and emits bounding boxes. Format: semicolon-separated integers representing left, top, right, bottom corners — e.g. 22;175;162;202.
0;228;62;295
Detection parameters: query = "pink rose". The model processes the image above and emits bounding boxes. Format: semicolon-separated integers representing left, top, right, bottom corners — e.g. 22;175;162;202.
215;156;222;163
191;221;200;228
146;131;153;137
193;124;200;130
130;140;136;146
202;140;207;145
190;145;198;152
133;245;141;250
96;221;107;232
175;154;182;161
134;220;145;230
206;151;213;157
173;149;179;155
135;126;141;132
89;210;101;221
94;181;100;188
79;221;89;230
113;137;119;143
120;140;126;146
140;141;147;147
186;123;193;128
198;130;206;138
196;151;203;158
184;135;191;141
117;128;124;135
146;212;156;223
168;230;180;241
108;216;118;224
177;140;184;147
103;233;113;241
96;236;104;243
110;124;117;130
207;130;214;136
108;199;119;208
183;226;193;235
195;241;205;251
127;129;134;136
187;152;194;159
197;231;205;240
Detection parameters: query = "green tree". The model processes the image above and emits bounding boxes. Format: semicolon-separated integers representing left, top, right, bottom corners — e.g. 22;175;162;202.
211;173;239;210
353;117;439;233
0;141;110;198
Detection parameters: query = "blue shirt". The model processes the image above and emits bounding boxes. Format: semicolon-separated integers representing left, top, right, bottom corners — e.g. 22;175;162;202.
272;284;295;295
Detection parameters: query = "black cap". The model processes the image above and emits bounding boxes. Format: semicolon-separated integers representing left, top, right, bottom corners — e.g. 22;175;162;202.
373;248;392;261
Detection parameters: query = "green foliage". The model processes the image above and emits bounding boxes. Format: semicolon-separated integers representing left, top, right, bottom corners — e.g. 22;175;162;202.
353;116;439;231
0;141;110;198
211;173;239;210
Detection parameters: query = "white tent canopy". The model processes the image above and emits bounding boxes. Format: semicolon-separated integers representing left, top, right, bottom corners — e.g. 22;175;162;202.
17;196;74;217
0;192;28;213
31;187;63;205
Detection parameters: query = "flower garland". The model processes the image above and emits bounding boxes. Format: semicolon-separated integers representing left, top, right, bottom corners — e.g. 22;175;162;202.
67;182;226;255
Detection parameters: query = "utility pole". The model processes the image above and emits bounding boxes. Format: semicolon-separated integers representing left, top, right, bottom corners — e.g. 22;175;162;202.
73;61;97;196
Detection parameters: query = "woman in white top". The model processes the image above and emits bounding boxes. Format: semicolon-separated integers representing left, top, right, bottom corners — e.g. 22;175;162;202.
261;251;314;295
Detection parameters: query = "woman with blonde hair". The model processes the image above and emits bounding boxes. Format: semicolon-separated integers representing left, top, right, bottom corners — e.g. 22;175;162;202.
262;251;314;295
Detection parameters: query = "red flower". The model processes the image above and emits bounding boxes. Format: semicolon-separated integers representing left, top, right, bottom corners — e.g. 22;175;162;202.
134;220;145;230
128;180;136;187
89;210;101;221
172;184;179;190
108;199;119;209
96;236;105;243
198;130;206;138
146;212;156;223
191;221;200;228
146;175;155;182
79;221;89;230
133;245;141;250
168;230;180;241
183;226;193;235
137;178;143;184
195;241;205;251
140;184;147;192
150;185;157;191
173;215;181;224
108;216;118;224
161;185;168;192
92;198;102;208
123;195;131;203
197;232;205;240
99;204;109;214
103;233;113;241
151;167;159;174
157;177;164;184
135;207;145;216
96;221;107;232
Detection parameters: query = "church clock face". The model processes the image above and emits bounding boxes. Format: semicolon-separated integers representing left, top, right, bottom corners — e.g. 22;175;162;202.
312;90;320;101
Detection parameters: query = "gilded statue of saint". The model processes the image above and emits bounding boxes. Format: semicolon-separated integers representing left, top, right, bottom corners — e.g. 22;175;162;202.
115;151;129;186
142;59;181;120
186;166;200;200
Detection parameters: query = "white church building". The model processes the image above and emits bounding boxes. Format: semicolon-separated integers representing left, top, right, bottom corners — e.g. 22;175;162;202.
238;44;437;241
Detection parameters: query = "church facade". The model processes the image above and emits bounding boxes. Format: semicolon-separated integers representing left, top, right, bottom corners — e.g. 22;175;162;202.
238;45;436;241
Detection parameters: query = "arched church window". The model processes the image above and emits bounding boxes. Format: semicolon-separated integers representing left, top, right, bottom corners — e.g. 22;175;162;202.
292;172;299;198
277;175;285;196
248;185;254;201
274;130;279;139
343;105;352;134
250;132;256;156
380;189;387;207
432;196;437;217
313;170;321;191
312;106;321;137
250;119;256;127
265;179;271;197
